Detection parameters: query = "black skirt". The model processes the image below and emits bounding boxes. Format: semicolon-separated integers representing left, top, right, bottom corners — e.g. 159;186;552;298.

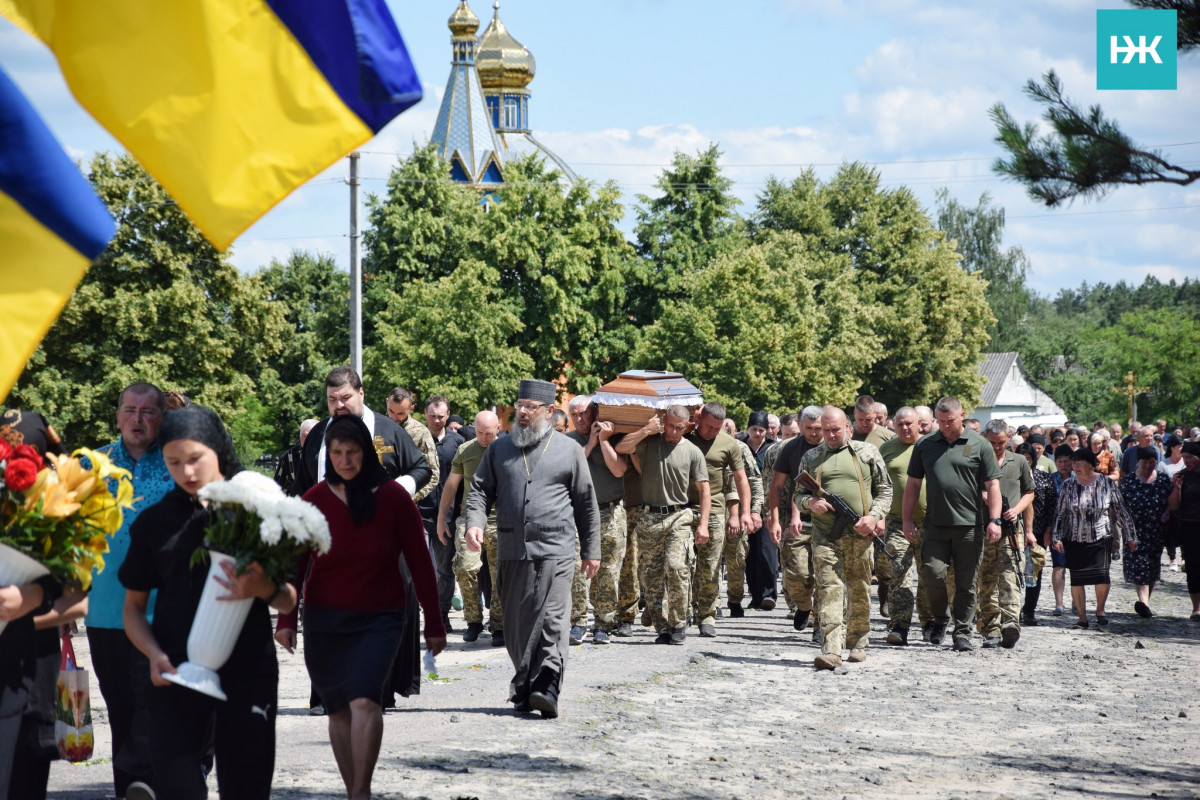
303;605;406;713
1065;538;1111;586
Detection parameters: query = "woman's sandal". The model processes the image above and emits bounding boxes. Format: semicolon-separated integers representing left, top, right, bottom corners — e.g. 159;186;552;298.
1095;615;1109;627
1072;619;1089;630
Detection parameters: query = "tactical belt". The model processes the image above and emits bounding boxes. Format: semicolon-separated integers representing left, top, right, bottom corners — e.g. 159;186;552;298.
643;503;686;515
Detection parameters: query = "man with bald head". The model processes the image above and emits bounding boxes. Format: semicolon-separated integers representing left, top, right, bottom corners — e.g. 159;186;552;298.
438;410;504;644
795;406;892;670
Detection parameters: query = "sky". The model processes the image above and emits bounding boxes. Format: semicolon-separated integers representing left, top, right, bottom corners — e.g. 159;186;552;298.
2;0;1197;298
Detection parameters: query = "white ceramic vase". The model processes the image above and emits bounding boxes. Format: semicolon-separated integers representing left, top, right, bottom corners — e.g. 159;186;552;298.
0;542;51;638
163;550;253;701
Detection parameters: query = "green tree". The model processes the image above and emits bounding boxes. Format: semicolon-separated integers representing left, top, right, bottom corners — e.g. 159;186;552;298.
1095;307;1200;424
990;2;1199;205
750;165;994;408
251;250;350;450
9;153;286;451
629;145;743;326
363;153;637;399
362;142;479;302
935;189;1033;352
364;259;534;414
632;232;879;422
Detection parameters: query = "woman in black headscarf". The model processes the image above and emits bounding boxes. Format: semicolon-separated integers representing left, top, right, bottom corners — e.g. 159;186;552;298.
119;405;297;800
275;414;444;800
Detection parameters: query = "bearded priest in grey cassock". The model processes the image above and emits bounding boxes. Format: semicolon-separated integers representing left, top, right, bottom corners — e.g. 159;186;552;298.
465;379;600;719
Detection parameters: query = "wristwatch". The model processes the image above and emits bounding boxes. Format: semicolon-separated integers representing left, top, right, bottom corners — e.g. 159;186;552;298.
989;518;1003;526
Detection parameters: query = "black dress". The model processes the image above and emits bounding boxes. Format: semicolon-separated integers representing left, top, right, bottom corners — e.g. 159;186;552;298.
119;485;279;800
0;575;61;800
1119;472;1171;586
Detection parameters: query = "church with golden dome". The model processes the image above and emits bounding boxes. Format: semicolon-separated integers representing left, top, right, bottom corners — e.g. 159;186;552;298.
430;1;576;186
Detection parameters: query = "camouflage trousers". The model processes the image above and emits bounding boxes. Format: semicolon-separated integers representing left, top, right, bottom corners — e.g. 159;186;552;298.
691;512;726;626
571;503;627;631
724;527;749;606
618;506;642;624
977;529;1024;638
812;531;873;655
636;508;695;633
885;519;923;631
453;516;502;630
780;529;816;614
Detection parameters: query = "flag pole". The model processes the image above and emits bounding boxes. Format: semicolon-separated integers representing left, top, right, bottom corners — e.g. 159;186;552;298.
349;151;362;376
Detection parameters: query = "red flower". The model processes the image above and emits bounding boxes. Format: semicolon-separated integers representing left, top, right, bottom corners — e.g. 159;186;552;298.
4;457;39;491
0;441;12;462
14;444;43;467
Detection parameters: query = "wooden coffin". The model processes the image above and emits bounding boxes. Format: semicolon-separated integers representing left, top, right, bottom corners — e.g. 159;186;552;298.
593;370;704;433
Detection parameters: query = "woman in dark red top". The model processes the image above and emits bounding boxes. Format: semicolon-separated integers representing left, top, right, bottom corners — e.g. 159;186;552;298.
276;415;444;800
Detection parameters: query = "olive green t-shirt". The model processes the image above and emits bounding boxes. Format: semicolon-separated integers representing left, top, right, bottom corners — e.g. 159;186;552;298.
566;430;626;504
451;439;488;516
635;435;708;508
686;430;744;516
1036;455;1055;474
795;440;891;538
996;450;1035;513
853;425;895;448
907;428;1001;527
878;437;926;523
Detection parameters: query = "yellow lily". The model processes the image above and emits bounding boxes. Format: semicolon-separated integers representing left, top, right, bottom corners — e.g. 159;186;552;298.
37;483;82;518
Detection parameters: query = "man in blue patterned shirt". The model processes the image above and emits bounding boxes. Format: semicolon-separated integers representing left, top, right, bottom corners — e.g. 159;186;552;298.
86;382;174;800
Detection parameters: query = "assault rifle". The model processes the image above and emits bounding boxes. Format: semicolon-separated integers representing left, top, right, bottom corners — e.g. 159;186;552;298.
1000;495;1023;584
797;471;902;568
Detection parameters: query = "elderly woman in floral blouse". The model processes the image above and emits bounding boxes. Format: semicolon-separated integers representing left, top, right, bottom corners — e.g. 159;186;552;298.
1052;448;1137;630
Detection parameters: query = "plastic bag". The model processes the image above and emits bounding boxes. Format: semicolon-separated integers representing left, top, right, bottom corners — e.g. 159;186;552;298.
55;629;93;763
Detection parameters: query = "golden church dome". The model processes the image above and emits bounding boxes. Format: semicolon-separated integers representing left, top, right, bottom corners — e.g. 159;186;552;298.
476;2;535;90
447;1;480;38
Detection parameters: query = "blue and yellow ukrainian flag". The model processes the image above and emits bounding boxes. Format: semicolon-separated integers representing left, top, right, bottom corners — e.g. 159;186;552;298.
0;66;115;404
0;0;422;251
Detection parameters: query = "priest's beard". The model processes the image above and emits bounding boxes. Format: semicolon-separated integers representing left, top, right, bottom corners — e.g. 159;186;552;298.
512;413;552;449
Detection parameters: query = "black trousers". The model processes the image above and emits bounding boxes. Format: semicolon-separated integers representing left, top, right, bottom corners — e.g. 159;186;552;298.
147;654;277;800
424;515;456;616
745;528;780;604
87;627;154;796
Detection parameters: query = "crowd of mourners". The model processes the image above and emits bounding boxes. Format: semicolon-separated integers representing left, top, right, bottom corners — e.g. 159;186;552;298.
2;374;1198;800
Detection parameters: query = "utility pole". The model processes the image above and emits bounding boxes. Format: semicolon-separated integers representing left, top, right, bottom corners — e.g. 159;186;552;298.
348;151;362;375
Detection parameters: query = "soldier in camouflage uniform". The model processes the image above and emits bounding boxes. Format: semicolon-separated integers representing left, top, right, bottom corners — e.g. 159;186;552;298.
616;406;711;643
565;396;629;645
768;406;824;636
724;436;764;614
795;406;892;670
386;386;439;503
687;403;753;637
851;395;896;617
437;411;504;644
977;419;1035;648
614;468;642;636
878;407;927;645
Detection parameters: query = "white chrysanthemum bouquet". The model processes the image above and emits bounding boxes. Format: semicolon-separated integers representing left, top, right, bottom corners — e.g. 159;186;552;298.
193;470;331;586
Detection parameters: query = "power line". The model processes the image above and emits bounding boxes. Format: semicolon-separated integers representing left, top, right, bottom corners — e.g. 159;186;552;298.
1007;203;1200;220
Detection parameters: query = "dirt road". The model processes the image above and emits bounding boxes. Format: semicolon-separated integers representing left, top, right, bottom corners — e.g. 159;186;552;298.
48;565;1199;799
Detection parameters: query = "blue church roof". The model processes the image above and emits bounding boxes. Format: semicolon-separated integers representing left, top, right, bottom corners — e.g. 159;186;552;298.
430;2;577;186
